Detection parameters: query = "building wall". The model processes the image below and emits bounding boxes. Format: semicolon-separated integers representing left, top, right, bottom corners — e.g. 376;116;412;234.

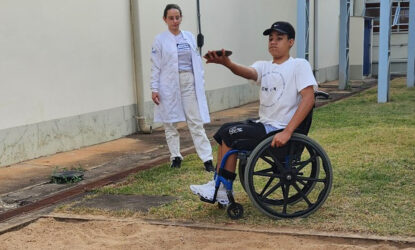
0;0;342;167
371;33;409;75
349;16;365;80
364;0;410;76
316;0;340;83
0;0;137;166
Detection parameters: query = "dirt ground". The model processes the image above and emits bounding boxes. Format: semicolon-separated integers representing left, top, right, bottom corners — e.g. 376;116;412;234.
0;217;413;250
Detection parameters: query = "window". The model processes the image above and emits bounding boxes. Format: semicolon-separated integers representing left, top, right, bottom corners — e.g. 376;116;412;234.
365;1;409;33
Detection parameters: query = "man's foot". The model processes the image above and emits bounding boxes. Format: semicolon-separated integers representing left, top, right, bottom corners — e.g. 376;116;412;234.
203;160;215;172
190;180;231;205
170;157;182;168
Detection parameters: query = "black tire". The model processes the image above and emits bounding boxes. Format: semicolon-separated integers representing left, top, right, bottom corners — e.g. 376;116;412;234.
244;133;332;219
227;203;244;220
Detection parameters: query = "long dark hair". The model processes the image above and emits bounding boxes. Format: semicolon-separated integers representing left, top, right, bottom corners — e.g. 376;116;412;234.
163;4;182;18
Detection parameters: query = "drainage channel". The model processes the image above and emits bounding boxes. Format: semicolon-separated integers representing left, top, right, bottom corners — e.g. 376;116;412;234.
0;147;195;224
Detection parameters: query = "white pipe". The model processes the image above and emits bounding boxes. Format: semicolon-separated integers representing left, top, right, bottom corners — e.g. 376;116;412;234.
313;0;320;83
130;0;152;133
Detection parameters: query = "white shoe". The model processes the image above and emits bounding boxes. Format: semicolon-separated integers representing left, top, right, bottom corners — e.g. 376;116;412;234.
190;180;231;205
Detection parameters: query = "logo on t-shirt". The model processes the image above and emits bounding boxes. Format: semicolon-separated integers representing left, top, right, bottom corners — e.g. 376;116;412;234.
260;70;286;107
177;43;191;51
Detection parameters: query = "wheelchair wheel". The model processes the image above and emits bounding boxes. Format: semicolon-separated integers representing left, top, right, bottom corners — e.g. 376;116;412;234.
240;148;319;200
244;133;332;219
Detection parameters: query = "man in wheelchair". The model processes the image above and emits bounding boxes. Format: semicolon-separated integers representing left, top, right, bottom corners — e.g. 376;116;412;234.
190;21;317;206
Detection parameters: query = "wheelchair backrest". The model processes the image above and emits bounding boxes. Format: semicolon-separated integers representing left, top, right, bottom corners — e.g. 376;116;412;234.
295;90;329;136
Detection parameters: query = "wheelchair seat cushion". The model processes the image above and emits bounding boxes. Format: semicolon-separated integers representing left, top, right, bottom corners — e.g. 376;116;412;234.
213;120;268;150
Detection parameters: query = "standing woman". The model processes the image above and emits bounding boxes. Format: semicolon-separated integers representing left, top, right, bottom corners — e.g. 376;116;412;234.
150;4;214;171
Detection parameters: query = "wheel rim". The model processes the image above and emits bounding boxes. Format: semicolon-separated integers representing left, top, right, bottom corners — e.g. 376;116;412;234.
245;134;332;219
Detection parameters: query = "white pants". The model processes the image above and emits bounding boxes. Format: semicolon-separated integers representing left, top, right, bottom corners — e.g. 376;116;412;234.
164;72;213;163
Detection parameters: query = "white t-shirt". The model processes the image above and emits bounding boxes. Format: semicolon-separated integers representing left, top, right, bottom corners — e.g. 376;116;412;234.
251;57;317;130
175;33;193;72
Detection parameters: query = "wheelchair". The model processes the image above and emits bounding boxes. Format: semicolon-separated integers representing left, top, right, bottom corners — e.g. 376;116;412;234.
200;91;333;220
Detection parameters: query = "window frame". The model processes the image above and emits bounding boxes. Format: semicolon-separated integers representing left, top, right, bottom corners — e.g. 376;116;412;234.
365;1;409;33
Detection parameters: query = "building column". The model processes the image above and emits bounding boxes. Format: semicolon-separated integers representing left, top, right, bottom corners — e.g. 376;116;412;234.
407;0;415;88
339;0;350;90
297;0;309;60
378;0;392;103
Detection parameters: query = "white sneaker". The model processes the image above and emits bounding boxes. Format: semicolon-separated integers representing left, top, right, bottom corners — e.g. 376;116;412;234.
190;180;231;205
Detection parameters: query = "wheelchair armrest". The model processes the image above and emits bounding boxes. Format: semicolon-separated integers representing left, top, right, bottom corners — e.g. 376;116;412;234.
314;90;330;99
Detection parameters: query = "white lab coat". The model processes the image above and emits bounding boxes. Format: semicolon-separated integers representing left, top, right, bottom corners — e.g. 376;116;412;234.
151;30;210;124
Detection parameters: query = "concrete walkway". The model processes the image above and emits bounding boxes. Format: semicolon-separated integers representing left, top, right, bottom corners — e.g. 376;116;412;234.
0;79;376;214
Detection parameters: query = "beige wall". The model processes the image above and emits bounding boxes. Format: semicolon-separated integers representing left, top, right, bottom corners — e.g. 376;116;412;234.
318;0;340;69
0;0;135;130
200;0;297;90
372;33;409;62
0;0;137;166
371;32;409;75
349;16;366;80
350;17;365;66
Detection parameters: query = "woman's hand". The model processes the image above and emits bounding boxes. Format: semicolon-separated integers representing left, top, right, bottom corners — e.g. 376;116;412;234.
152;92;160;105
203;49;231;66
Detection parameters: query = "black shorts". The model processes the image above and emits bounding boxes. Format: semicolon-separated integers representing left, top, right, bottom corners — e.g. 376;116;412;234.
213;120;268;150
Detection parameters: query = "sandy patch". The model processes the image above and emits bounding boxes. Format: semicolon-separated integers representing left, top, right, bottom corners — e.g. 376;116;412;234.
0;217;412;250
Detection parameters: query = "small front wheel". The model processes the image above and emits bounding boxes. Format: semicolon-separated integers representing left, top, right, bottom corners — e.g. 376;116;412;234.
227;203;244;220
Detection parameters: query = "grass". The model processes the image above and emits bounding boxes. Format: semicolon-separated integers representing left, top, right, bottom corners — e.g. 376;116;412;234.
64;78;415;236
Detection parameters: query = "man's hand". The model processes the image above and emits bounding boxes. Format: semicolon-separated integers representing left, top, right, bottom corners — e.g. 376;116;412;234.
152;92;160;105
204;49;231;66
271;129;293;147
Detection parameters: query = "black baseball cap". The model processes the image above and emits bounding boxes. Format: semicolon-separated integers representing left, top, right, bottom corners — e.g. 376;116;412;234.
263;21;295;39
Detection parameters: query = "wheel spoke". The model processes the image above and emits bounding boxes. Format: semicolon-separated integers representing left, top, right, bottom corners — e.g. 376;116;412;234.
295;154;318;172
297;176;326;183
259;177;275;196
253;171;283;178
292;183;313;207
282;184;290;214
297;178;307;186
265;149;284;170
253;167;274;175
261;181;282;199
260;155;276;166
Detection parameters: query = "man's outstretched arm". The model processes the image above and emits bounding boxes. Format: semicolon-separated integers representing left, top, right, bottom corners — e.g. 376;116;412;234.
204;49;257;81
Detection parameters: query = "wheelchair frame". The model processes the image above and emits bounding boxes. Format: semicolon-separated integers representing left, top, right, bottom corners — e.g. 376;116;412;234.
200;91;333;220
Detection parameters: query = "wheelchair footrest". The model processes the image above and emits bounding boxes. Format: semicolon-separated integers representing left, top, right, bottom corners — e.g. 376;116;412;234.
200;196;216;204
